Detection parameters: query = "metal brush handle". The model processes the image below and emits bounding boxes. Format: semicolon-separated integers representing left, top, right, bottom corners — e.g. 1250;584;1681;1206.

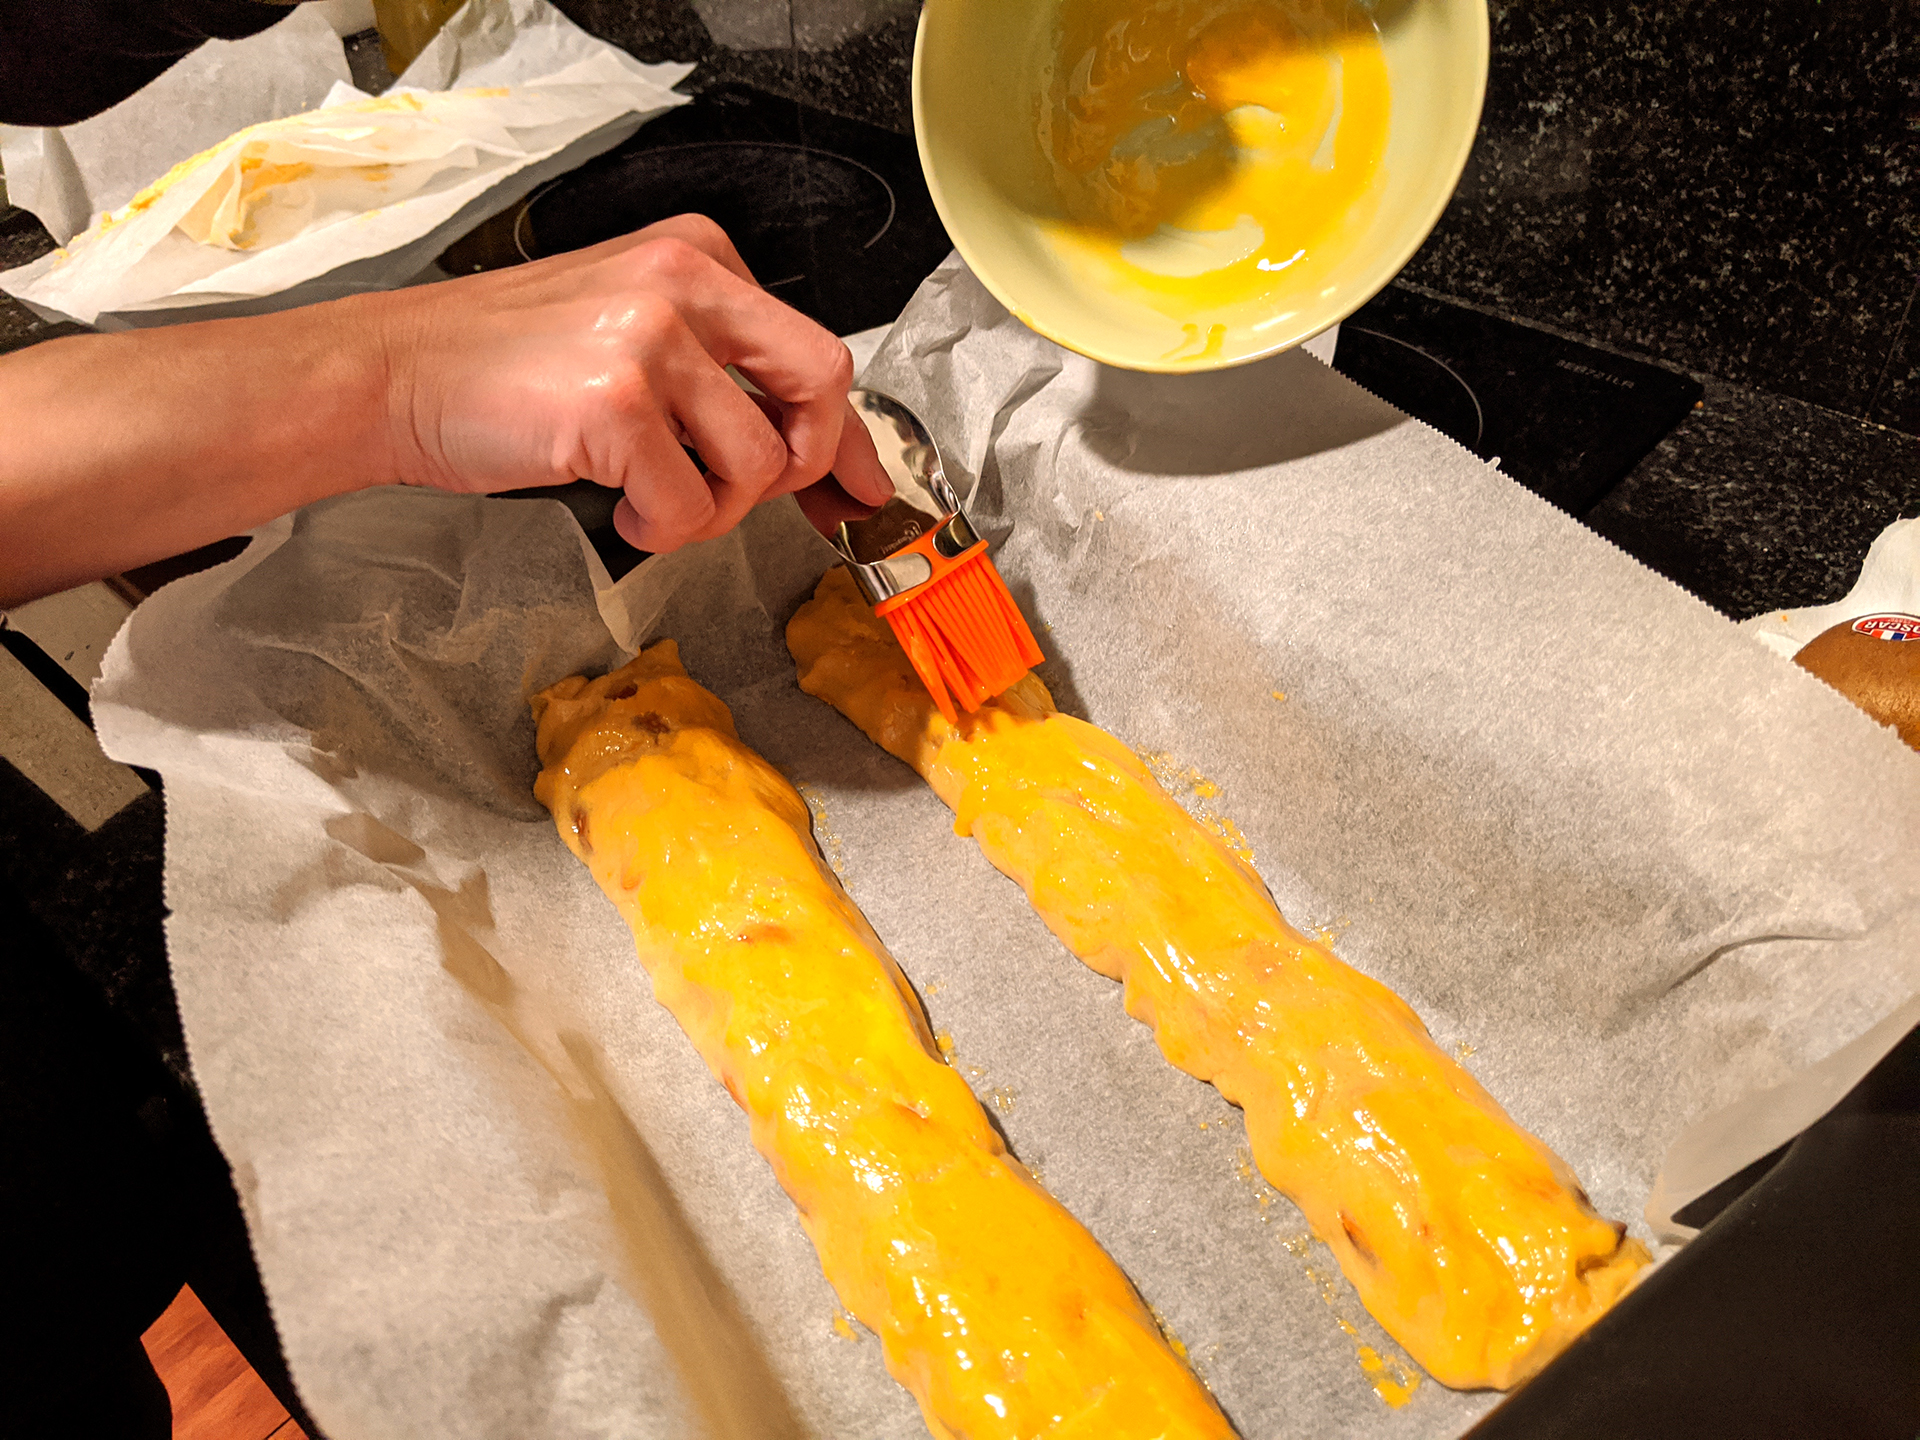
829;389;981;606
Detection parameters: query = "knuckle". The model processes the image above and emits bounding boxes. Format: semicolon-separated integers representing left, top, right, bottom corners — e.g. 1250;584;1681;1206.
741;443;787;495
618;290;684;347
633;235;709;287
822;338;855;391
667;212;729;251
599;364;660;422
635;279;684;316
756;428;787;474
783;443;830;490
741;426;788;488
660;476;717;528
630;490;712;552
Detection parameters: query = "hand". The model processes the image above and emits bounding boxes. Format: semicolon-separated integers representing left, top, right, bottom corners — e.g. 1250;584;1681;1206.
381;213;892;551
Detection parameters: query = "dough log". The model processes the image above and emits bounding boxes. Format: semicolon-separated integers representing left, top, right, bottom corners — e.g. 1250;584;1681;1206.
533;641;1236;1440
786;568;1649;1392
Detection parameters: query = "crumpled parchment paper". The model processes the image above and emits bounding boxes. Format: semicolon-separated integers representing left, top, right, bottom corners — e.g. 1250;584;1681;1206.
93;258;1920;1440
0;0;690;329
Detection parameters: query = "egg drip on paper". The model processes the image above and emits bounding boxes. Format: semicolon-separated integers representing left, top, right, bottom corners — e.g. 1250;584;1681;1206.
1037;0;1390;360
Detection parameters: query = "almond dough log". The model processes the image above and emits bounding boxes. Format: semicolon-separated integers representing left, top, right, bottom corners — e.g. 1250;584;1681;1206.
787;569;1649;1391
532;641;1236;1440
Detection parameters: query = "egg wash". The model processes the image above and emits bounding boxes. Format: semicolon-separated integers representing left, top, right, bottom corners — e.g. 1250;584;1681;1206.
1036;0;1391;347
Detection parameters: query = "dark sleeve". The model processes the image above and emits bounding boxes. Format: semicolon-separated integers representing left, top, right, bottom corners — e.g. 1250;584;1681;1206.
0;0;295;127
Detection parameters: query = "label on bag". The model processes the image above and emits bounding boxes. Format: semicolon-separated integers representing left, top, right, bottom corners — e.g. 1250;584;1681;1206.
1851;613;1920;642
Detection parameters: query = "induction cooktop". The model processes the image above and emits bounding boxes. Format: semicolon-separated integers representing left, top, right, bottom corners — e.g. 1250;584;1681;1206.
1332;286;1704;516
518;82;954;339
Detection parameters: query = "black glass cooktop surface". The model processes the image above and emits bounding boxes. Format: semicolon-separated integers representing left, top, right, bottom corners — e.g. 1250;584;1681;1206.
518;83;952;338
1333;286;1704;516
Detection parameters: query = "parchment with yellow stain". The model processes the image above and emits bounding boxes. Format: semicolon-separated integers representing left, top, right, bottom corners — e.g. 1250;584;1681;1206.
6;55;692;323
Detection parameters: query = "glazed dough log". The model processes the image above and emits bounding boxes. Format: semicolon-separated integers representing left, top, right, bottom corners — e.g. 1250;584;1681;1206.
787;568;1649;1392
532;641;1235;1440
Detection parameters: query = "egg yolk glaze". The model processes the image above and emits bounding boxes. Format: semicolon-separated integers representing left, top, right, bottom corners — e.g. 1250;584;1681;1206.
787;570;1650;1392
532;640;1237;1440
1037;0;1391;328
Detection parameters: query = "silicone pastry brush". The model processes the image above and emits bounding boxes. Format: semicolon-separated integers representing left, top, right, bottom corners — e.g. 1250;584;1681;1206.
827;389;1044;722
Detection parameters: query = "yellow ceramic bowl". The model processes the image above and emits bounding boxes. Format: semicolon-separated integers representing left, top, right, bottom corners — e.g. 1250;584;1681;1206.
912;0;1489;372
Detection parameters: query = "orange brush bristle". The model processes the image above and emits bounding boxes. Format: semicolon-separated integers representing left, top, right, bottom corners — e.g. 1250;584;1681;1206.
875;547;1044;723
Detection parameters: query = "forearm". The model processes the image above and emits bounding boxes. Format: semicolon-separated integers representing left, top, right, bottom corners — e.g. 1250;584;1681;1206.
0;296;397;607
0;218;883;608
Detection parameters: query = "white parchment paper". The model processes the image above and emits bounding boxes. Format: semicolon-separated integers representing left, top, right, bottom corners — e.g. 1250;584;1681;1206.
0;0;691;329
95;260;1920;1440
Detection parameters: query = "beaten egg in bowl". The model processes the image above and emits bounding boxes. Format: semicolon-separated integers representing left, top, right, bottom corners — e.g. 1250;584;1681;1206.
914;0;1487;371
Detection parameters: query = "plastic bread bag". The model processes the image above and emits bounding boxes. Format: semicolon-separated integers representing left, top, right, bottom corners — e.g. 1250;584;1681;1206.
1741;516;1920;659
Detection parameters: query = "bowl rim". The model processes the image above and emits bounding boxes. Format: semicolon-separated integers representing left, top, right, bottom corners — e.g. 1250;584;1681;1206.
910;0;1492;374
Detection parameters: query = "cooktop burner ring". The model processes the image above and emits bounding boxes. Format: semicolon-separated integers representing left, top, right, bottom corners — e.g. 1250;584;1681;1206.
512;141;899;292
512;178;561;266
1341;326;1486;452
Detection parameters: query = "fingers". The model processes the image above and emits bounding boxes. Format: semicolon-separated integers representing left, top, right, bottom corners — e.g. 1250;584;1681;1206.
793;475;883;538
566;294;773;549
599;409;718;552
602;213;760;286
644;324;786;481
720;317;854;490
665;370;789;541
823;400;893;507
742;394;885;506
763;366;855;495
557;215;897;545
610;235;857;491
